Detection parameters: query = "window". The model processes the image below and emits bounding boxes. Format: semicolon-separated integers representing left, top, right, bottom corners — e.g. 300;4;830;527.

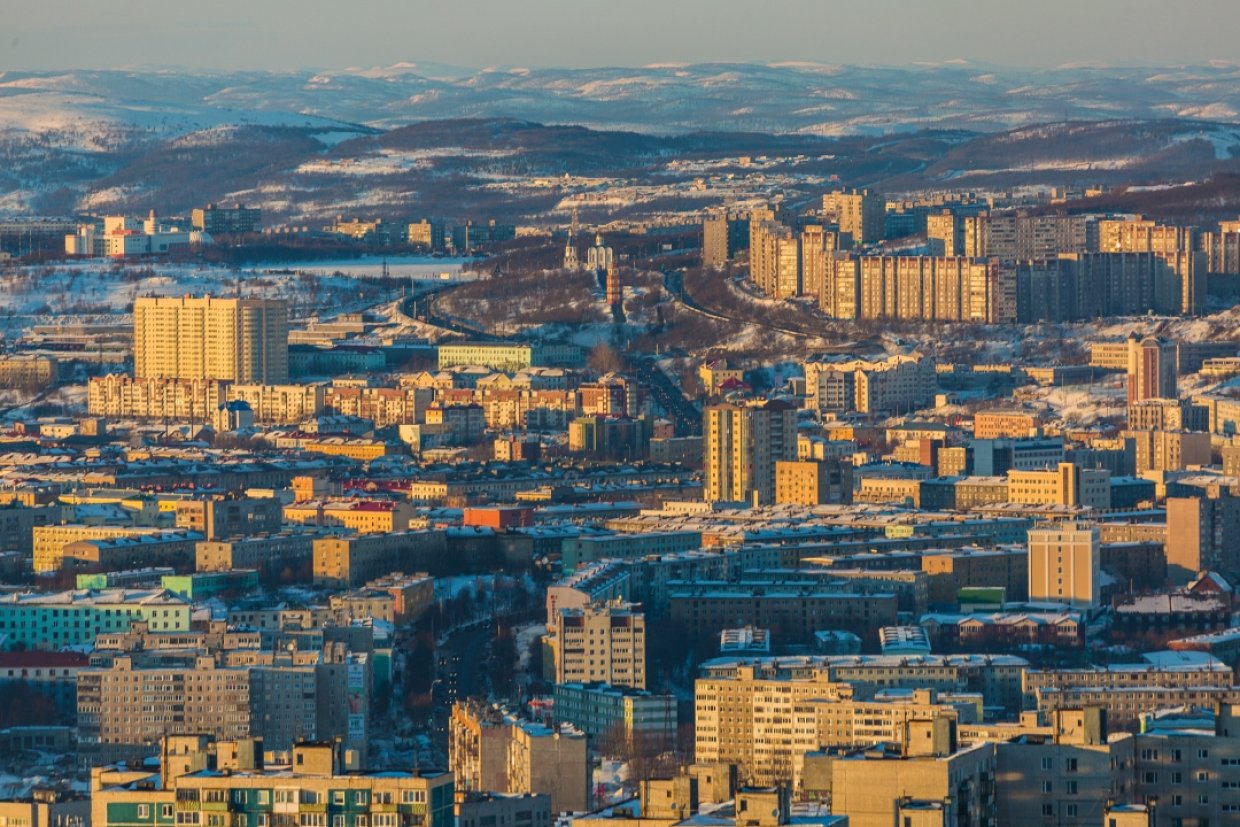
1197;771;1210;782
258;792;270;805
333;793;345;806
1064;757;1078;773
139;806;150;820
1042;805;1053;817
1041;757;1053;771
354;793;368;806
161;806;174;819
1041;781;1053;794
1065;805;1077;818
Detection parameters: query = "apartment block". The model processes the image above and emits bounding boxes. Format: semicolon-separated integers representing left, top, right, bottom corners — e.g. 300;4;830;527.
0;502;65;554
133;296;288;383
549;603;646;689
0;356;59;389
552;682;677;750
1027;521;1100;609
79;643;371;766
1007;463;1110;510
808;730;996;827
191;203;261;234
704;399;797;505
312;531;448;589
449;702;589;814
0;588;190;650
285;499;416;534
774;459;853;505
668;587;897;644
91;738;453;827
821;188;885;245
803;352;936;415
1165;494;1240;582
1124;429;1212;473
1126;334;1178;405
821;255;1010;323
195;532;317;579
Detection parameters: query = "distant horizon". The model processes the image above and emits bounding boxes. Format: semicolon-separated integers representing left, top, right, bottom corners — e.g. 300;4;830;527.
8;58;1240;76
6;0;1240;74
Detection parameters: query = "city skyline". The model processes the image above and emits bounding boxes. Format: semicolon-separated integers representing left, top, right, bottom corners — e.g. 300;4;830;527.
6;0;1240;73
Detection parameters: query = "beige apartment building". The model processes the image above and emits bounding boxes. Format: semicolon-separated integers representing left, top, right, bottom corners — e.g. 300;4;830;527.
695;662;962;785
702;214;729;268
803;352;936;415
1027;521;1100;609
820;188;885;244
1007;462;1110;510
133;295;288;383
704;399;797;505
79;645;371;766
549;602;646;689
774;459;852;505
749;220;799;298
33;524;164;573
821;255;1010;323
285;499;417;534
195;532;317;578
87;375;224;421
1124;428;1212;473
808;727;997;827
449;701;589;814
973;410;1042;440
0;356;58;389
312;531;447;589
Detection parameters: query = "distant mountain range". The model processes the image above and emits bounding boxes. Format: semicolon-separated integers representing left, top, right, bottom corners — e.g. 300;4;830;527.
2;62;1240;219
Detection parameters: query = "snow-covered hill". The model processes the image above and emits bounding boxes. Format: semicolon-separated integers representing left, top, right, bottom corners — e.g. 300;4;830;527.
5;61;1240;139
3;61;1240;219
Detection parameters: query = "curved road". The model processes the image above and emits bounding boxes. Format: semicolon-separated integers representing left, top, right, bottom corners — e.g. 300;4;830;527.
666;269;882;351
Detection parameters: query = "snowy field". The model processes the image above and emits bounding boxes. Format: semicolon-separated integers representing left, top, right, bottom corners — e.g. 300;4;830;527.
0;256;480;336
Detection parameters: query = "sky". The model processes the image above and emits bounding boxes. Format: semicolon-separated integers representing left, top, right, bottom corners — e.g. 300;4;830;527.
4;0;1240;73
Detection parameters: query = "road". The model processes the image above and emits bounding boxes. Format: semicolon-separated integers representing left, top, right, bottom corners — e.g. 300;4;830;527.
404;284;507;341
667;268;881;350
633;355;701;437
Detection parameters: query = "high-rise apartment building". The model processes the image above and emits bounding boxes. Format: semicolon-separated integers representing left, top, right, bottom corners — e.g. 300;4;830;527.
703;215;729;268
749;220;799;298
549;602;646;689
926;210;963;256
981;213;1094;260
821;255;1010;323
133;296;288;383
704;399;797;505
1014;252;1193;322
1165;494;1240;583
821;189;885;245
1027;521;1101;609
190;203;262;234
1126;334;1177;406
1202;218;1240;275
1097;218;1203;314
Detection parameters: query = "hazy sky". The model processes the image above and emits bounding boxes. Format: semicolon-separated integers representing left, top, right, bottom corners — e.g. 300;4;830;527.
4;0;1240;73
